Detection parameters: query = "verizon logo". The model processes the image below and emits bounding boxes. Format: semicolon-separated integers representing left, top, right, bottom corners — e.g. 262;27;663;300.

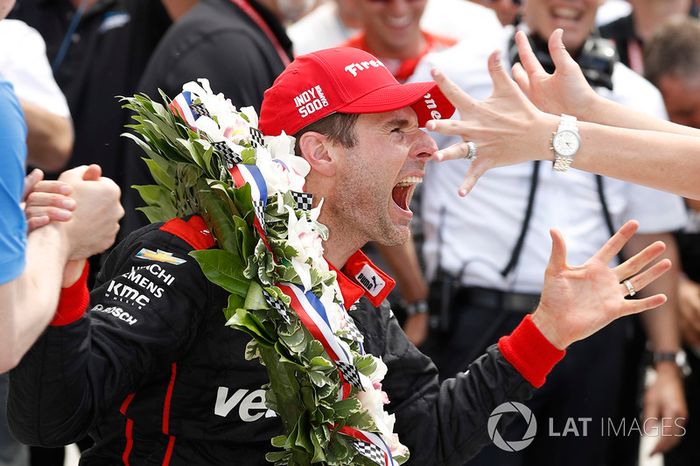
214;388;277;422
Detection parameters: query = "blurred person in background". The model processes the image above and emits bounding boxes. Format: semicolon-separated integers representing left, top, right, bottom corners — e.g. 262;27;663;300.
0;18;73;173
644;17;700;466
121;0;320;237
289;0;502;56
600;0;698;74
470;0;521;26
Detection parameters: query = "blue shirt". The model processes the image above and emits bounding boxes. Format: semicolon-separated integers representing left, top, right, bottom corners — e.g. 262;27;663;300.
0;79;28;284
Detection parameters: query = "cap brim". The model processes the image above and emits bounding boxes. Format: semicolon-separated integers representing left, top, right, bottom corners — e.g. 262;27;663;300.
337;81;455;127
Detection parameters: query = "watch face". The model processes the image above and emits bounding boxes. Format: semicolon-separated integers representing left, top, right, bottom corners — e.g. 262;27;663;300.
553;130;580;157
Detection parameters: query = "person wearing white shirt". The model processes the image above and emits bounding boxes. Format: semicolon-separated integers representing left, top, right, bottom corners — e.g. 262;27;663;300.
409;0;687;464
288;0;502;56
0;18;73;172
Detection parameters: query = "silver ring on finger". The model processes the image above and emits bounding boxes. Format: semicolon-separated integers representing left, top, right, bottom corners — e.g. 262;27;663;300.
623;279;636;297
465;141;478;161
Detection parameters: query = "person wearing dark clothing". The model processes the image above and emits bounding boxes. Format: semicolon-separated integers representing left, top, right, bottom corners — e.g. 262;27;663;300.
10;0;172;185
121;0;293;236
599;0;698;74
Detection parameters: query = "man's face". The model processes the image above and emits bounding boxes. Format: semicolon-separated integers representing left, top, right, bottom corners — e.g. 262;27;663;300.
327;107;436;247
658;74;700;129
275;0;318;22
523;0;601;50
355;0;428;55
474;0;521;26
0;0;15;20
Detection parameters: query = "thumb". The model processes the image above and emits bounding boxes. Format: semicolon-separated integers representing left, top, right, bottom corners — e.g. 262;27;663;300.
82;164;102;181
548;29;579;73
547;228;568;272
59;164;89;182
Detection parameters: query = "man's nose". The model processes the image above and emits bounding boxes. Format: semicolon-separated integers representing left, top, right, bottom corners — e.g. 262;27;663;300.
411;130;438;161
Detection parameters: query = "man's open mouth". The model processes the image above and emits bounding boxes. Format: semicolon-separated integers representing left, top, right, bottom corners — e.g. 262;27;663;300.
391;176;421;212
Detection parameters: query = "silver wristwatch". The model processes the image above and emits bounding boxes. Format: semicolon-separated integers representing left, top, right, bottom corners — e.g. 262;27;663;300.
551;114;581;172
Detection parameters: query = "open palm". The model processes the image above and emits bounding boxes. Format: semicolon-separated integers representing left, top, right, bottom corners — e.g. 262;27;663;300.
532;220;671;349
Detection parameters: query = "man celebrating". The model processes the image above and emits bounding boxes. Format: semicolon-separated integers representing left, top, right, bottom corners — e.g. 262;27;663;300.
9;47;670;465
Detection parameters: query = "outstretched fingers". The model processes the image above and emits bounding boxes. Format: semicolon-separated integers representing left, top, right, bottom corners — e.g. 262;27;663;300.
593;220;639;264
613;240;666;281
548;29;578;73
486;50;519;97
621;259;672;298
515;30;546;77
622;294;669;316
430;67;476;111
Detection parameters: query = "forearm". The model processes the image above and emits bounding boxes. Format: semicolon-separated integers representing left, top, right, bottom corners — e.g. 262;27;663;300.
571;122;700;199
585;96;700;137
0;225;69;372
21;99;73;172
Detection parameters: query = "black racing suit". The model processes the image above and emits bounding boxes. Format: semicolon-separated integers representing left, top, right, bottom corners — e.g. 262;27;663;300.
9;218;539;465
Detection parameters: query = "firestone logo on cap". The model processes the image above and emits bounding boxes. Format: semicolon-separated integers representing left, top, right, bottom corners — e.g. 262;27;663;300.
344;59;386;77
294;84;329;119
422;92;443;120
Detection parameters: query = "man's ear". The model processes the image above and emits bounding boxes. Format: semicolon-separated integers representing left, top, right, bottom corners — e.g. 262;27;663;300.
298;132;337;176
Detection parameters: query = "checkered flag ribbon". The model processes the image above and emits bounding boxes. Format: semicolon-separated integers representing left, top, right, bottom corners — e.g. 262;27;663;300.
340;316;364;344
212;141;242;167
252;199;266;230
291;191;313;211
262;289;290;324
352;440;385;466
190;102;211;119
249;127;265;148
336;360;363;390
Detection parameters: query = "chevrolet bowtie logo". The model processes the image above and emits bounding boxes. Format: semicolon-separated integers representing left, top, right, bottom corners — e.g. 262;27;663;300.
135;248;186;265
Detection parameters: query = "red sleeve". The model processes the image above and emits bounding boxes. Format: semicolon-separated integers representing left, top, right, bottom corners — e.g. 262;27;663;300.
50;262;90;327
497;314;566;388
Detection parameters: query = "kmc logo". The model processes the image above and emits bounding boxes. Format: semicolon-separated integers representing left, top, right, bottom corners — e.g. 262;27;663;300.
488;402;537;452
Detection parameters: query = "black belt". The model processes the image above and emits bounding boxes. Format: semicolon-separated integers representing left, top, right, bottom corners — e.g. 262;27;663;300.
454;287;540;313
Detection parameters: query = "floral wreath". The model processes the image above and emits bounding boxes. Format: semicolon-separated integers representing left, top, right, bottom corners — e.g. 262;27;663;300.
123;79;408;465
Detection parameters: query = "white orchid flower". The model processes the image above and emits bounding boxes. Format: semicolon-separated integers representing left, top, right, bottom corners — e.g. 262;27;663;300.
285;206;324;290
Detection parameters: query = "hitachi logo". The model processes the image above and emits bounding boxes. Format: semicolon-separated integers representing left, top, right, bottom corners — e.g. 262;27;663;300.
214;387;277;422
344;59;385;77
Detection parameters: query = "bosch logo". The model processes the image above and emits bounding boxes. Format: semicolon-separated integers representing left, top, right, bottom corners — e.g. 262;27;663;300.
488;402;537;452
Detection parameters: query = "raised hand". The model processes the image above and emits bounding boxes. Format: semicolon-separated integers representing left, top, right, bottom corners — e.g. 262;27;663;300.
426;50;559;196
531;220;671;350
511;29;601;119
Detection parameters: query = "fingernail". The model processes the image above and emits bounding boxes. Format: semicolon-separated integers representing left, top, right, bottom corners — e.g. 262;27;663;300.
61;198;76;209
426;121;436;131
59;184;71;195
459;188;467;197
56;210;72;221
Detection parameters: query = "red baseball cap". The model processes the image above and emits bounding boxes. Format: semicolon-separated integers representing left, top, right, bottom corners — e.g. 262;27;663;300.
259;47;455;136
